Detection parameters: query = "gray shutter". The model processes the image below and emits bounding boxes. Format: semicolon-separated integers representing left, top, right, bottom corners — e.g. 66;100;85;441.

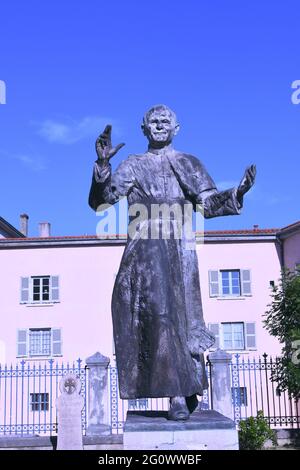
51;276;59;302
52;329;62;355
208;323;220;349
245;322;256;349
17;329;28;356
209;270;219;297
241;270;252;296
20;277;30;303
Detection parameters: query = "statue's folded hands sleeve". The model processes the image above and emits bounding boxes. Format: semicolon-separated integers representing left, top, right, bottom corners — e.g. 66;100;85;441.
167;153;243;219
200;186;243;219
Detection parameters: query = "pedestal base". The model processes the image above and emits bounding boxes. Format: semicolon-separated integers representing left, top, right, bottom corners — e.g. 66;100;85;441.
123;410;239;450
86;424;111;436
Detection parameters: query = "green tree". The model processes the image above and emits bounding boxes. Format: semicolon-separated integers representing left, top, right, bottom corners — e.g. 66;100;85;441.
239;411;277;450
264;269;300;398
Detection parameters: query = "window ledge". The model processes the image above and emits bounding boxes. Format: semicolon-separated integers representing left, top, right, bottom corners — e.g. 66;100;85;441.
216;296;247;301
16;355;63;361
227;350;257;353
209;349;258;354
21;302;60;307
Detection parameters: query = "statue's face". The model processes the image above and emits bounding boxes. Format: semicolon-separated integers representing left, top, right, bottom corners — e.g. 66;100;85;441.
143;109;179;146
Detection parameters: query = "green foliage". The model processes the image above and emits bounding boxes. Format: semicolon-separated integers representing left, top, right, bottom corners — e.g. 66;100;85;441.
239;411;277;450
264;269;300;398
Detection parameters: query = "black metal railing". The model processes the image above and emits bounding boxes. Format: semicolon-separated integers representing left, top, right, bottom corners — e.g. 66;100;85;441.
231;353;299;428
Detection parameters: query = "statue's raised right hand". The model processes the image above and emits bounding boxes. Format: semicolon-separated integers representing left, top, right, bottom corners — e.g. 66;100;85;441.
95;125;125;161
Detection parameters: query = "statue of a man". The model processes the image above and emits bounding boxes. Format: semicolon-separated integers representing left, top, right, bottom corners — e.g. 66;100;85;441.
89;105;256;420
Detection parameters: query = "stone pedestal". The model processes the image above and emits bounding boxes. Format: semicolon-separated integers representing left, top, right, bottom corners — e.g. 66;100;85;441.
123;410;238;450
208;349;233;420
86;352;111;436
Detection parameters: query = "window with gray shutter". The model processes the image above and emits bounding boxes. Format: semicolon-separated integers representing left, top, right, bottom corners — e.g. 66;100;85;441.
20;277;29;303
208;323;220;349
209;271;219;297
51;276;60;301
20;276;60;304
241;270;252;296
245;322;256;349
17;329;28;356
222;322;245;350
52;329;62;356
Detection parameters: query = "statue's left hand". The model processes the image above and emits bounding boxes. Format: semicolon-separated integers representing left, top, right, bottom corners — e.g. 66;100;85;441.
237;164;256;200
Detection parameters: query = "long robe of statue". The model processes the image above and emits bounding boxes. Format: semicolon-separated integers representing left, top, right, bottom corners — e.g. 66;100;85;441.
89;145;243;400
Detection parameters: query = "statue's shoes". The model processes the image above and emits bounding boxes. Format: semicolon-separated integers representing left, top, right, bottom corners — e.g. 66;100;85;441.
168;399;190;421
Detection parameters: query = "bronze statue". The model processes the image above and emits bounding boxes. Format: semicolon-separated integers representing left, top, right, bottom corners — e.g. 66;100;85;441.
89;105;256;420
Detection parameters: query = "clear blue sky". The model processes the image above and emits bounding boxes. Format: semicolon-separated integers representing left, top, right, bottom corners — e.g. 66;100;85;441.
1;0;299;236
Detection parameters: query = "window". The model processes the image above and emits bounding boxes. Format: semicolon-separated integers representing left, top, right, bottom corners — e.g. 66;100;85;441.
221;270;240;296
20;276;60;304
17;328;62;357
33;277;50;302
208;322;256;351
209;269;252;297
222;322;244;350
30;393;49;411
232;387;248;406
29;329;51;356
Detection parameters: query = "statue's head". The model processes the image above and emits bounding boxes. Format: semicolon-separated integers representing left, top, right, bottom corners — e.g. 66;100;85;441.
141;104;180;148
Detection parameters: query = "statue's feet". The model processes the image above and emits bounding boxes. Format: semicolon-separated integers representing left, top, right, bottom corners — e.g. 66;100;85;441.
168;396;190;421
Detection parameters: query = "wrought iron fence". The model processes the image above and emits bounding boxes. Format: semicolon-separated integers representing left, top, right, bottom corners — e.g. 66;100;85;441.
0;358;87;436
231;353;299;428
0;354;298;437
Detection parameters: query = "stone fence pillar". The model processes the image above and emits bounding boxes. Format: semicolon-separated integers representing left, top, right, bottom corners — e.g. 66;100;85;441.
86;351;110;435
208;349;233;420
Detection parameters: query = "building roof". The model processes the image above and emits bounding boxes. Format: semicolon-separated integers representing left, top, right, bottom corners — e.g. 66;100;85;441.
0;226;280;248
278;220;300;238
0;217;25;238
201;228;279;235
0;221;298;248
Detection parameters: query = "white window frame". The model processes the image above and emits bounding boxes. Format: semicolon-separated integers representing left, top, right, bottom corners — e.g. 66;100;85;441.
208;269;252;298
208;322;256;352
221;322;245;350
17;328;62;358
29;328;52;356
20;275;60;304
220;270;241;297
